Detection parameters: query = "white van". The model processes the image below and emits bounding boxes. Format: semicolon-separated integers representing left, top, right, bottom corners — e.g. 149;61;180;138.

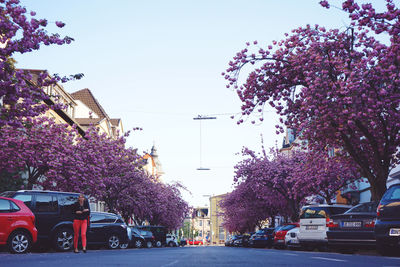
298;204;352;250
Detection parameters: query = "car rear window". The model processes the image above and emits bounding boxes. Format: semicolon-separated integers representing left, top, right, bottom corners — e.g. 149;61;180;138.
281;225;296;231
0;191;16;198
300;206;349;219
345;202;377;213
381;186;400;201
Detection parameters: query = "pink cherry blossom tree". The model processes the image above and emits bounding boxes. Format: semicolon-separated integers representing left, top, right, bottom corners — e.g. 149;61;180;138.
224;0;400;200
0;117;77;189
220;181;282;233
0;0;80;127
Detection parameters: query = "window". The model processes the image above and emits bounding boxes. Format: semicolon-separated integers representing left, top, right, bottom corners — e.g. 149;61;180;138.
35;195;58;212
218;226;225;241
199;220;203;227
300;206;349;219
103;214;117;223
346;202;378;213
0;199;11;212
90;213;106;223
300;207;328;219
14;194;33;209
59;194;78;214
382;186;400;201
281;225;296;231
10;201;20;211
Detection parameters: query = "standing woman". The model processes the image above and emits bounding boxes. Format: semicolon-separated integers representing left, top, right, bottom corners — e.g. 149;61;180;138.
73;193;90;253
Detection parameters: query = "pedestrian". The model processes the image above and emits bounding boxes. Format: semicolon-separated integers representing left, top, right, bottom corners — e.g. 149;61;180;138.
73;193;90;253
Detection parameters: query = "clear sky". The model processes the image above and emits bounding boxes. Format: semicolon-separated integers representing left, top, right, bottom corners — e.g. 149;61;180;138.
15;0;367;207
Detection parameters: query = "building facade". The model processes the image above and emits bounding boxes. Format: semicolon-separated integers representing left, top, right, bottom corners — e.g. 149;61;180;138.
210;194;228;245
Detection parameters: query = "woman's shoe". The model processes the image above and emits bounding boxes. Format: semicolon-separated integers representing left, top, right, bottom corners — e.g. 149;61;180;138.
83;248;86;253
74;250;79;253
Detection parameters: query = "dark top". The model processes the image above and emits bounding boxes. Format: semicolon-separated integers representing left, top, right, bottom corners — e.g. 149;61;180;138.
73;200;90;220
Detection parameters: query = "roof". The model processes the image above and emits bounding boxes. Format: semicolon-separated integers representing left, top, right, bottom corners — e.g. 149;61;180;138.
71;88;109;119
110;118;120;126
75;117;104;126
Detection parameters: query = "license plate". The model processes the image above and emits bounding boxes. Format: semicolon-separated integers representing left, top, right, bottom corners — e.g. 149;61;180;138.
343;221;362;228
290;239;299;244
278;239;284;243
306;225;318;230
389;228;400;236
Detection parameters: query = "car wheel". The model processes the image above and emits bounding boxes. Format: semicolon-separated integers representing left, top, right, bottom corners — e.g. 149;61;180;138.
146;241;153;248
134;239;143;248
168;241;175;247
119;243;128;249
155;241;162;247
107;234;121;249
53;228;74;252
8;230;32;254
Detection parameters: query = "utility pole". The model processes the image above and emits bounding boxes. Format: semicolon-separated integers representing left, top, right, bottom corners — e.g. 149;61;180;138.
193;115;216;170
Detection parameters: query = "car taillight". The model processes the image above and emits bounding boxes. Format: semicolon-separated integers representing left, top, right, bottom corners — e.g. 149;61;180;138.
364;219;375;228
326;219;338;228
376;204;383;217
31;215;35;226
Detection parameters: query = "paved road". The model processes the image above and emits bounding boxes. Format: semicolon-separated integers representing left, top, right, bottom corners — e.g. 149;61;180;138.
1;246;400;267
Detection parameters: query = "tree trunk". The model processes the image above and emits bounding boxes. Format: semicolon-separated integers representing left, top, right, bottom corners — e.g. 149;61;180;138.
369;177;387;201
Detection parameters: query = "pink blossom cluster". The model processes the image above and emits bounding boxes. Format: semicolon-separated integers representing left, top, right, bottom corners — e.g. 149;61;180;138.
0;0;77;128
220;148;359;229
0;118;189;230
224;0;400;200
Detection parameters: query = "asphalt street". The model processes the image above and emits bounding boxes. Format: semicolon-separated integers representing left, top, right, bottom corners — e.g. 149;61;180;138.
1;246;400;267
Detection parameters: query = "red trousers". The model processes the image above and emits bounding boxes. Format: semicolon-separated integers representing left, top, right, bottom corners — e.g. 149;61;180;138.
73;219;87;249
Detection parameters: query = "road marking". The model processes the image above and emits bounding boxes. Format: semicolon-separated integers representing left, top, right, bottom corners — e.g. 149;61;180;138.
161;260;179;267
283;253;298;256
311;257;347;262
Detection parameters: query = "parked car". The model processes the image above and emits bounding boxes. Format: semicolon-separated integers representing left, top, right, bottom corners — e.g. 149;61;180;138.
285;227;300;250
274;223;299;248
87;212;129;249
224;236;233;246
375;183;400;256
187;239;203;245
0;190;88;251
131;227;154;248
241;232;254;247
0;196;38;253
166;234;179;247
137;225;166;247
225;235;240;247
298;204;351;251
327;201;378;252
179;237;187;247
249;228;275;248
126;226;146;248
233;235;243;247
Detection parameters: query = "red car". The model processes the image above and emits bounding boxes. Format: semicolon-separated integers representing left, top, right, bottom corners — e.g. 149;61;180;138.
273;223;299;248
0;196;37;253
187;239;203;245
